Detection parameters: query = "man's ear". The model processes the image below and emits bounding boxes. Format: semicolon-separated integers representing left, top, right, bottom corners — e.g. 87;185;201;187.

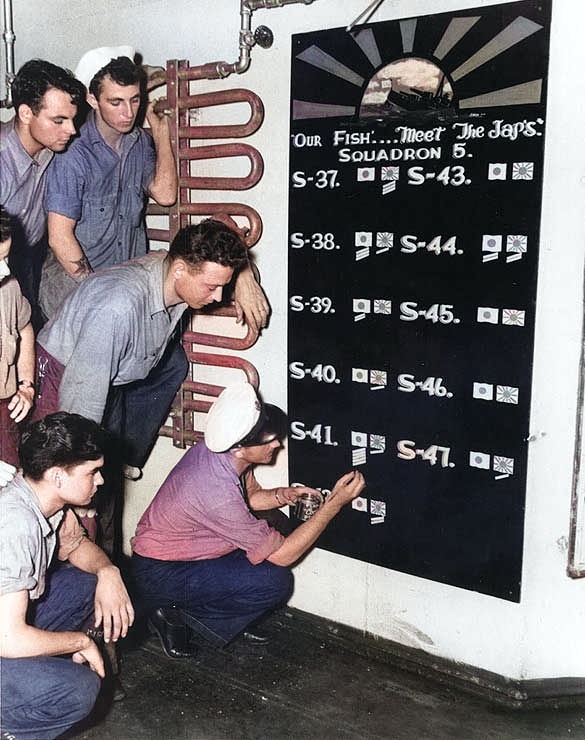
169;258;187;280
17;103;33;126
48;467;64;487
86;92;99;111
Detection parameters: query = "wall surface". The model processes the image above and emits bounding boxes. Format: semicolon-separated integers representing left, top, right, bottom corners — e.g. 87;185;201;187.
3;0;584;683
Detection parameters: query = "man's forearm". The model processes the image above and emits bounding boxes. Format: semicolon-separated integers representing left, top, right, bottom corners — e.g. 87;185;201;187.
67;537;117;576
148;120;178;205
267;498;343;567
1;624;94;659
0;590;93;659
16;322;35;386
48;212;92;280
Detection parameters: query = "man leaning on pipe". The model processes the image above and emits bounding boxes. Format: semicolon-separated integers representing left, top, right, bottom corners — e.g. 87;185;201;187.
33;218;250;560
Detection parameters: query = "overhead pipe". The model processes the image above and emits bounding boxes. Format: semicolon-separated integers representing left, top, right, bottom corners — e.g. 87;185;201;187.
1;0;15;108
176;0;318;81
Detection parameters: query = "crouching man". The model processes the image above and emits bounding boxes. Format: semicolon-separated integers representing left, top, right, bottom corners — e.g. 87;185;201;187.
131;381;365;658
0;412;135;740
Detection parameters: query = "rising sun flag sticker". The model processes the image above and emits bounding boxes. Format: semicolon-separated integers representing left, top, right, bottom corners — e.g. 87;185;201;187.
502;309;525;326
512;162;534;180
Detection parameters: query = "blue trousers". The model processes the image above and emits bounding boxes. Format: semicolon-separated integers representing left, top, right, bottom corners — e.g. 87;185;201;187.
102;334;189;469
132;550;294;646
95;335;189;557
0;564;102;740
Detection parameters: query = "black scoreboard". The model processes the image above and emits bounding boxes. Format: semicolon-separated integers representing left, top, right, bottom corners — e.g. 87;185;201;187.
287;0;551;601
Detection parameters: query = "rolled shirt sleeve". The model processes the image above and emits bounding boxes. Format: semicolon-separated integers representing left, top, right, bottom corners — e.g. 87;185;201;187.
56;509;87;561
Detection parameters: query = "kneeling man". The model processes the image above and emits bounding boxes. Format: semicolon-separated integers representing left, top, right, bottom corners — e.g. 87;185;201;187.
131;381;364;658
0;412;134;740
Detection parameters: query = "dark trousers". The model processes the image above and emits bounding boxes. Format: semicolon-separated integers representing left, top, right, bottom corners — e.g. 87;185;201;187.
0;397;20;467
102;336;189;469
0;564;101;740
8;229;48;333
132;550;294;646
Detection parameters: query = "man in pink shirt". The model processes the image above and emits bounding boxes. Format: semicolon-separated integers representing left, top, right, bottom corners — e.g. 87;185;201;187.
131;382;365;658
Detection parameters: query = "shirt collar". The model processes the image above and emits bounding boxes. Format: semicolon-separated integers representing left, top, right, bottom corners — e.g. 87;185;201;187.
9;474;64;538
144;251;187;320
85;109;140;153
1;118;54;176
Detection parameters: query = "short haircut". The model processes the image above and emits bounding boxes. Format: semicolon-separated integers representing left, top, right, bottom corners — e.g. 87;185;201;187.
19;412;105;481
89;56;143;98
0;204;12;243
11;59;85;115
169;219;249;272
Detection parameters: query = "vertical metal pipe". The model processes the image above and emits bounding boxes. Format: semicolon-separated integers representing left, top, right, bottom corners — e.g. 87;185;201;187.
1;0;15;108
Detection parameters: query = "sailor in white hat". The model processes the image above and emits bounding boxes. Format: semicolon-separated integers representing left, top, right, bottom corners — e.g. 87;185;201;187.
205;380;287;454
74;45;136;89
131;381;365;659
40;44;178;320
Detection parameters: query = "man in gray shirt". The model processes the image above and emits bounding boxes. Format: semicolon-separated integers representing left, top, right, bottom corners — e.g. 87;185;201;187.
0;59;84;330
35;218;249;555
0;411;134;740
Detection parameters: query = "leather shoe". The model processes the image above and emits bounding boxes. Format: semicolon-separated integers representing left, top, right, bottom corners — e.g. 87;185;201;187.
148;607;197;660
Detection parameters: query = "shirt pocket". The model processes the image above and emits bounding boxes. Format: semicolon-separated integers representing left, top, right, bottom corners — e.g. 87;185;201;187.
124;182;147;229
81;193;119;245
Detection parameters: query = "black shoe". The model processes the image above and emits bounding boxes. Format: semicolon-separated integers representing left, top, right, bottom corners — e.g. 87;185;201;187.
148;607;197;660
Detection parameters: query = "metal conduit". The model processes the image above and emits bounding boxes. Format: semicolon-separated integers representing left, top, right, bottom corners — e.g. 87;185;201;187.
179;143;264;191
159;350;260;447
147;202;262;247
149;59;265;449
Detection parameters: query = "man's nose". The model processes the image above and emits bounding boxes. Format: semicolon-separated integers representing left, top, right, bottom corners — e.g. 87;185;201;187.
122;102;135;119
65;119;76;136
95;471;104;486
210;286;223;302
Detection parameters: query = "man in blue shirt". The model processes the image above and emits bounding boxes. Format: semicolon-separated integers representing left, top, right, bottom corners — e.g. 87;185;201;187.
35;219;249;557
41;50;177;318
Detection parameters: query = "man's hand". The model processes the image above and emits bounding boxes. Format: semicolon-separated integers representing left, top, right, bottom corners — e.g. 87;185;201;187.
0;460;16;487
72;637;105;678
326;471;365;511
233;266;270;333
280;485;319;506
93;564;135;643
8;386;34;423
145;99;171;141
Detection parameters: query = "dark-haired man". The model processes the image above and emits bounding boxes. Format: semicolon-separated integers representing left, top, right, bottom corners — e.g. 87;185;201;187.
35;219;249;554
41;47;177;318
0;59;85;329
0;412;134;740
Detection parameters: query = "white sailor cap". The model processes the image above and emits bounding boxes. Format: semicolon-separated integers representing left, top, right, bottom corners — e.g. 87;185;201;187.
205;381;287;453
75;45;136;88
